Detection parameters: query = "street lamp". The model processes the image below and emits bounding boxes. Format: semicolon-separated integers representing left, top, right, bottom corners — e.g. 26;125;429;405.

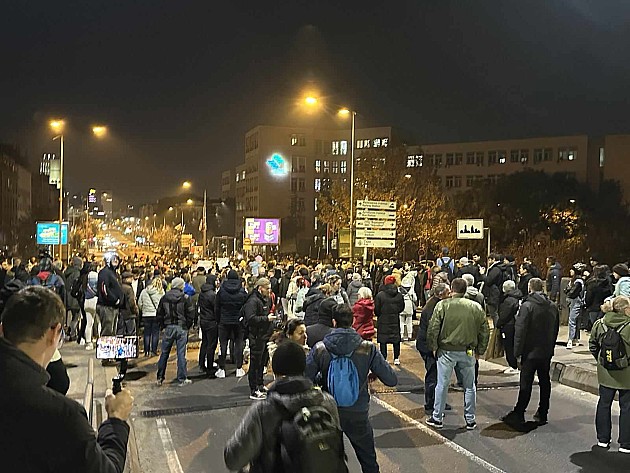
92;126;107;138
182;181;191;190
338;107;357;261
304;96;318;106
50;120;65;260
181;181;208;258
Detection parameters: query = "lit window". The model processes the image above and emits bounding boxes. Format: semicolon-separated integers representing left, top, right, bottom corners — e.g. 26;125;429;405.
314;197;318;211
407;155;416;168
241;170;246;179
315;160;321;173
558;148;577;162
340;140;348;155
356;140;363;149
332;161;339;174
314;179;321;192
373;138;381;148
314;217;318;230
236;174;239;183
332;141;340;155
416;155;423;167
363;139;371;148
520;149;528;164
323;161;330;173
291;134;298;146
382;138;389;147
498;150;507;164
340;160;347;173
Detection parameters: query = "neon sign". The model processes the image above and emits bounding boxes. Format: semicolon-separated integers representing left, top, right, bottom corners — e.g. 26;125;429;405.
266;153;287;176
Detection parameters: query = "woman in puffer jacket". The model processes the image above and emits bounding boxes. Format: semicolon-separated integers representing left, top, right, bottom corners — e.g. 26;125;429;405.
352;287;376;341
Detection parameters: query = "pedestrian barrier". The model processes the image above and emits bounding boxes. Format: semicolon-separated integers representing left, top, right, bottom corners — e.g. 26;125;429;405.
83;357;94;427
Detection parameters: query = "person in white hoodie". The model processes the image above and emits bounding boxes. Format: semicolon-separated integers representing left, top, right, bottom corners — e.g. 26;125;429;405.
83;263;99;350
613;263;630;297
138;276;165;356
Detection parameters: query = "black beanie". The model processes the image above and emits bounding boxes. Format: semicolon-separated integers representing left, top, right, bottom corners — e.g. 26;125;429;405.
227;269;239;280
272;341;306;376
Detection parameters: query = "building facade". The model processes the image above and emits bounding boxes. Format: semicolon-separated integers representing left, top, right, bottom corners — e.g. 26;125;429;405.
232;125;398;255
406;135;602;192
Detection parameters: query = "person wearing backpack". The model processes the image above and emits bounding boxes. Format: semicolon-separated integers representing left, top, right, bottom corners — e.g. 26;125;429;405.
306;304;397;473
225;341;347;473
436;248;455;282
588;295;630;453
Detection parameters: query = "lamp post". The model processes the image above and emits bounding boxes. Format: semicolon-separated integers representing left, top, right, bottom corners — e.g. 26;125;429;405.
181;181;207;257
339;108;356;261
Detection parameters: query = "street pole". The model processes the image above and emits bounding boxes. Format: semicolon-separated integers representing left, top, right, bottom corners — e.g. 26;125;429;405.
485;227;491;260
202;190;207;258
349;111;356;261
53;134;64;261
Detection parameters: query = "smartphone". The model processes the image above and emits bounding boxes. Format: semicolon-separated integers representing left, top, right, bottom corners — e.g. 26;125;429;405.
96;336;139;360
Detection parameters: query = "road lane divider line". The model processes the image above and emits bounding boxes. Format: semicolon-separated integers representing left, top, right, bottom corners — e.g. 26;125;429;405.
157;417;185;473
372;397;507;473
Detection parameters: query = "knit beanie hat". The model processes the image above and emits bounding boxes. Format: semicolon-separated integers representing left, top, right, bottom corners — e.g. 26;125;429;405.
384;275;396;285
272;341;306;376
227;269;239;280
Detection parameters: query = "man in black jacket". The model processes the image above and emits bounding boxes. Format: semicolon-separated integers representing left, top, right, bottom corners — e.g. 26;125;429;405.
502;278;559;426
215;269;248;379
97;252;123;336
156;277;195;386
0;286;133;473
481;253;503;327
416;283;450;415
243;277;277;400
224;341;343;472
198;274;218;375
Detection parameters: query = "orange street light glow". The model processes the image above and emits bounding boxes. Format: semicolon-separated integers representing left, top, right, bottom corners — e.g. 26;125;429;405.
338;108;350;116
50;119;65;131
92;125;107;137
186;199;193;205
182;181;192;189
305;96;318;105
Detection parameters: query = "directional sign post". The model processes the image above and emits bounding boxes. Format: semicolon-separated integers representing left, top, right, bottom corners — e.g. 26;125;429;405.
355;200;397;250
456;219;484;240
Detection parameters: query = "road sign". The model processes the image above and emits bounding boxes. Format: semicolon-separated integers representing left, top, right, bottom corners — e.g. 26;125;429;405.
357;200;396;210
338;228;351;257
356;229;396;239
36;222;69;245
355;238;396;248
456;219;484;240
356;209;396;220
355;219;396;229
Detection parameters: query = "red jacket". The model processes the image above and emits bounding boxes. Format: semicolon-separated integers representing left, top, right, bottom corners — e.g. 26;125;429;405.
352;298;376;340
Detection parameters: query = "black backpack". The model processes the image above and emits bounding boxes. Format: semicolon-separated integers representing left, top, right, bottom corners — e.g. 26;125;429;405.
279;405;348;473
438;257;454;282
70;276;84;299
599;321;630;371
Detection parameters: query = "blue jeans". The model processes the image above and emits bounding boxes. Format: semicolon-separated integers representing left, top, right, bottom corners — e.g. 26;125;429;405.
143;318;160;354
339;409;379;473
568;298;581;340
157;325;188;383
433;350;476;423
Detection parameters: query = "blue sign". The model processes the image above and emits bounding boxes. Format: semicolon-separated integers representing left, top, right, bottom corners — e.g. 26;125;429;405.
266;153;287;176
36;222;69;245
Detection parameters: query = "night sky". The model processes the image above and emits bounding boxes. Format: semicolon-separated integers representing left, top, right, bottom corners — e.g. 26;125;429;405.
3;1;630;206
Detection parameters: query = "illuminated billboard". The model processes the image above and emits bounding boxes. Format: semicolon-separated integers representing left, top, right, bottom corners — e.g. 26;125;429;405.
36;222;69;245
244;218;280;245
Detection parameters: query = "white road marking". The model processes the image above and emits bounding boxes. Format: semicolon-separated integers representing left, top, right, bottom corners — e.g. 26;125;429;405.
157;417;185;473
372;396;507;473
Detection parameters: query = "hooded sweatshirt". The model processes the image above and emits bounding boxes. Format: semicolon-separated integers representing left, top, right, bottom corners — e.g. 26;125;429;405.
614;276;630;297
306;328;397;412
216;276;247;325
138;284;162;317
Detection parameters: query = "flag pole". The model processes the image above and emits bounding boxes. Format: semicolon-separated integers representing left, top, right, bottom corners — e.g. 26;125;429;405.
202;189;207;258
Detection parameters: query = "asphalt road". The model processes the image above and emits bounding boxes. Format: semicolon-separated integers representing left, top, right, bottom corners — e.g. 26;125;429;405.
123;344;628;473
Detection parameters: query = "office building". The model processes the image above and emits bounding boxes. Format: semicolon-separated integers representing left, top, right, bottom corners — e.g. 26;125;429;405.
231;125;403;255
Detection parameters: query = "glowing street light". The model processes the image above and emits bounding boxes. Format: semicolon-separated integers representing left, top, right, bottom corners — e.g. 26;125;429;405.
92;125;107;137
50;119;65;132
168;206;174;211
305;96;318;106
182;181;191;189
186;199;193;205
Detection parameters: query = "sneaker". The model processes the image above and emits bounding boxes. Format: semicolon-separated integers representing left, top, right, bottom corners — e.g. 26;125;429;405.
259;385;269;393
263;366;268;375
619;447;630;454
503;367;520;374
213;362;218;368
215;369;226;378
466;421;477;430
426;417;443;429
249;390;267;400
566;340;573;349
597;442;610;449
178;379;192;387
394;358;401;366
78;338;86;346
156;379;163;386
533;410;548;425
85;342;94;350
236;368;246;378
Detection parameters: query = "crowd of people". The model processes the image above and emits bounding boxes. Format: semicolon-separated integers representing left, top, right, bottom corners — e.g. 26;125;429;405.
1;246;630;472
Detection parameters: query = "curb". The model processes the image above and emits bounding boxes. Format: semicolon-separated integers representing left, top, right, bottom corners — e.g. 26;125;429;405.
550;361;599;395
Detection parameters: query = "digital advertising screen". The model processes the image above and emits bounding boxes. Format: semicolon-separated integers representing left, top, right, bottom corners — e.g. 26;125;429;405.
36;222;69;245
244;218;280;245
